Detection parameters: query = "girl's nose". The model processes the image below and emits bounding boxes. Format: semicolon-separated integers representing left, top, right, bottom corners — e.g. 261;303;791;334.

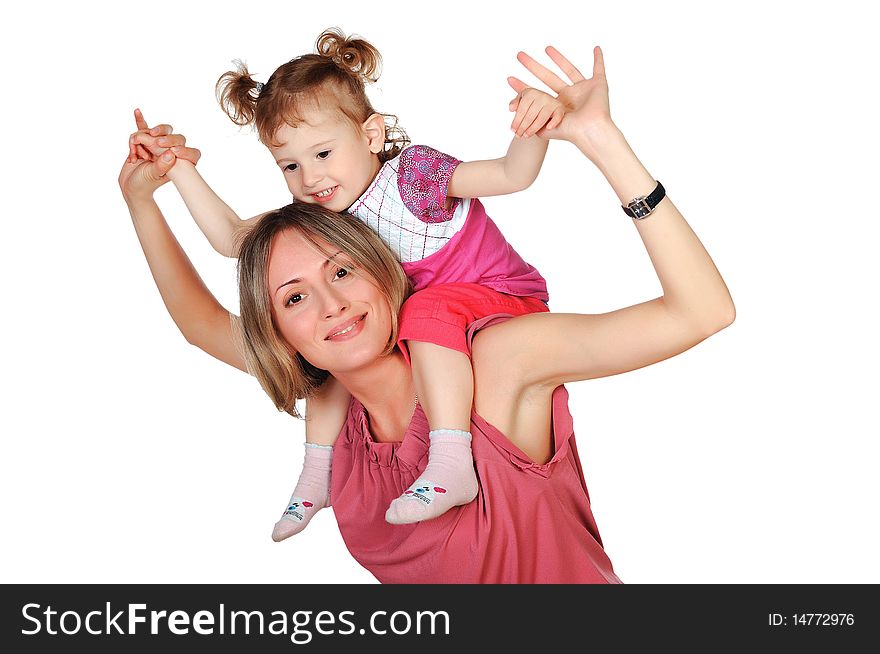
301;164;322;189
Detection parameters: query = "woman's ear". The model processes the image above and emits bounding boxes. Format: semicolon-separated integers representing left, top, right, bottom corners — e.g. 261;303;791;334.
362;113;386;154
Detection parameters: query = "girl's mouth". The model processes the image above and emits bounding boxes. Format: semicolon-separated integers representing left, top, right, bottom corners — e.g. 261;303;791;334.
312;186;339;203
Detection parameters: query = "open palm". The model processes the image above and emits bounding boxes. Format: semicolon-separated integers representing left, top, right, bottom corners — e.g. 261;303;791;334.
508;46;613;144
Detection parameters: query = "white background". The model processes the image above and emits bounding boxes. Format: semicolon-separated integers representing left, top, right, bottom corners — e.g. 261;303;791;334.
2;1;877;584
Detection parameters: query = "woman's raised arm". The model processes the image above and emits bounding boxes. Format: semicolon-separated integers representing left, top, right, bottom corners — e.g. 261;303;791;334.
474;47;734;395
118;146;247;373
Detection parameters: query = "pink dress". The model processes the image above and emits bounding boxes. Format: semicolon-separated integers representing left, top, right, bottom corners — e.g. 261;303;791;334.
347;145;549;302
330;318;622;584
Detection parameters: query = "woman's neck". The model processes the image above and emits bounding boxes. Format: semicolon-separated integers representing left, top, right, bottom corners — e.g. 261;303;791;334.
334;351;416;443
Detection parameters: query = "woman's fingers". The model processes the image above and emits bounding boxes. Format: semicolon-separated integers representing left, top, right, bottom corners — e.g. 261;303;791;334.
153;150;177;177
592;45;606;78
545;46;587;83
128;135;138;164
135;143;153;161
134;108;149;131
516;51;567;93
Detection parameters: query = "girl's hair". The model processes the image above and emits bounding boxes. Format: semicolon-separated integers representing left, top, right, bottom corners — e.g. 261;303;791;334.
217;27;409;161
236;203;412;417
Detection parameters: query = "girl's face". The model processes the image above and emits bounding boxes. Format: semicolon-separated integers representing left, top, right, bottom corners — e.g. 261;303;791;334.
270;106;384;213
267;228;393;375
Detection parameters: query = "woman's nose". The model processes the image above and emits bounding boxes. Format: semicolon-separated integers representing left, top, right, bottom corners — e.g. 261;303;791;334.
321;288;349;319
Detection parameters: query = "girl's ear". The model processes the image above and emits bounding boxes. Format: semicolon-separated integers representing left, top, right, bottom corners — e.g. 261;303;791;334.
362;113;386;154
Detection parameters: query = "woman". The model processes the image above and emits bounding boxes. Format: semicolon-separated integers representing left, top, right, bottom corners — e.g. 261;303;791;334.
119;46;734;583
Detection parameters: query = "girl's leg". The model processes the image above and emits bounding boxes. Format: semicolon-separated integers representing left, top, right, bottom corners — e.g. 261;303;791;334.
272;377;351;542
384;342;479;525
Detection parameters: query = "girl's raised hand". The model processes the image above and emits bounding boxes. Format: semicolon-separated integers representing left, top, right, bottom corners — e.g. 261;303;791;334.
127;109;201;167
508;46;613;145
507;86;565;138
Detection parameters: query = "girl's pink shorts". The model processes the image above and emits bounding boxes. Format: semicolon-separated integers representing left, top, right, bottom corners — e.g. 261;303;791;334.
396;282;548;364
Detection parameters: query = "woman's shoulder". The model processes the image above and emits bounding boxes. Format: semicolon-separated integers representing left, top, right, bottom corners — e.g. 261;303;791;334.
470;314;555;426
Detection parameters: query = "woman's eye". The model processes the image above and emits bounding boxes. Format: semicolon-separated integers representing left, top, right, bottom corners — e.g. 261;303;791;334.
317;150;331;160
285;163;298;172
285;293;303;307
335;267;349;280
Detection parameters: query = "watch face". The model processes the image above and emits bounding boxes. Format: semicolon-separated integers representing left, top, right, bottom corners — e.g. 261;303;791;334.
630;198;652;218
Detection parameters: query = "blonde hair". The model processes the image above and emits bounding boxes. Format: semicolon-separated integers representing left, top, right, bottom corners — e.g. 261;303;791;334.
237;203;411;417
216;27;409;160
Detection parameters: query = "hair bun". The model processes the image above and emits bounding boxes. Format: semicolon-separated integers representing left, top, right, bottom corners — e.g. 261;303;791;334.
316;27;381;83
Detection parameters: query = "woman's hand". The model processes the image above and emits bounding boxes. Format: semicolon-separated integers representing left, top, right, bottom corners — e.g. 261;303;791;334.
509;46;616;158
127;109;201;167
118;149;177;204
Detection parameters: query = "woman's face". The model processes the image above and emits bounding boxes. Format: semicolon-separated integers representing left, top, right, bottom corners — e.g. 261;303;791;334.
267;228;393;374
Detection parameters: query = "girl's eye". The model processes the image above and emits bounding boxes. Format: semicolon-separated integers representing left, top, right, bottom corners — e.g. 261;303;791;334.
285;293;303;307
317;150;331;160
285;163;298;172
335;267;350;280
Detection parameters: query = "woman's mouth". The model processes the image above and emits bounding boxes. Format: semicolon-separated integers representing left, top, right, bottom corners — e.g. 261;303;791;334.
312;186;339;204
326;314;366;341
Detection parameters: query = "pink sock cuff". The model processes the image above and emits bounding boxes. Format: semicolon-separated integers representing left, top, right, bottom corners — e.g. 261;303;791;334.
429;429;472;443
304;443;334;459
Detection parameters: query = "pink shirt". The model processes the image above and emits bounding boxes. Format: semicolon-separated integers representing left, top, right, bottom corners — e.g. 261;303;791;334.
347;145;549;303
330;384;620;583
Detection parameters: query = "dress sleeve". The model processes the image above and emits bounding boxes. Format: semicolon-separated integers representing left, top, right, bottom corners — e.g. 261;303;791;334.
397;145;462;224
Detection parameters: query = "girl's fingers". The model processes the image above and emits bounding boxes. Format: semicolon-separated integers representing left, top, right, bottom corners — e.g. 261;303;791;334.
148;123;173;137
515;100;543;137
522;105;552;137
509;95;521;112
507;75;529;94
546;106;564;131
131;131;159;149
526;105;557;136
516;51;567;93
511;97;535;134
171;145;201;165
545;46;587;83
155;133;186;148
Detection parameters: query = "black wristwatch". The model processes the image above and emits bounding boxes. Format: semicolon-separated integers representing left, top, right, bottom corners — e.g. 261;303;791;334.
622;181;665;219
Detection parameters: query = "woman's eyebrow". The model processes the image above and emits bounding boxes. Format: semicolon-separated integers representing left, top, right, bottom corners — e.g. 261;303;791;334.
275;251;343;295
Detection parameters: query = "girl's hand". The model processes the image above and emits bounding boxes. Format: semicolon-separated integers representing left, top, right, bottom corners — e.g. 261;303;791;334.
127;108;201;167
507;86;565;138
509;46;614;148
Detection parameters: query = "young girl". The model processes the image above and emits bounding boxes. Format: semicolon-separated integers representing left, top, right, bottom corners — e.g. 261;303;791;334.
130;28;564;540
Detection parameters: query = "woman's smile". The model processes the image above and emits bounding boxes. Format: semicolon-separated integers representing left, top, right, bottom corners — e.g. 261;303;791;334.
325;313;367;341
